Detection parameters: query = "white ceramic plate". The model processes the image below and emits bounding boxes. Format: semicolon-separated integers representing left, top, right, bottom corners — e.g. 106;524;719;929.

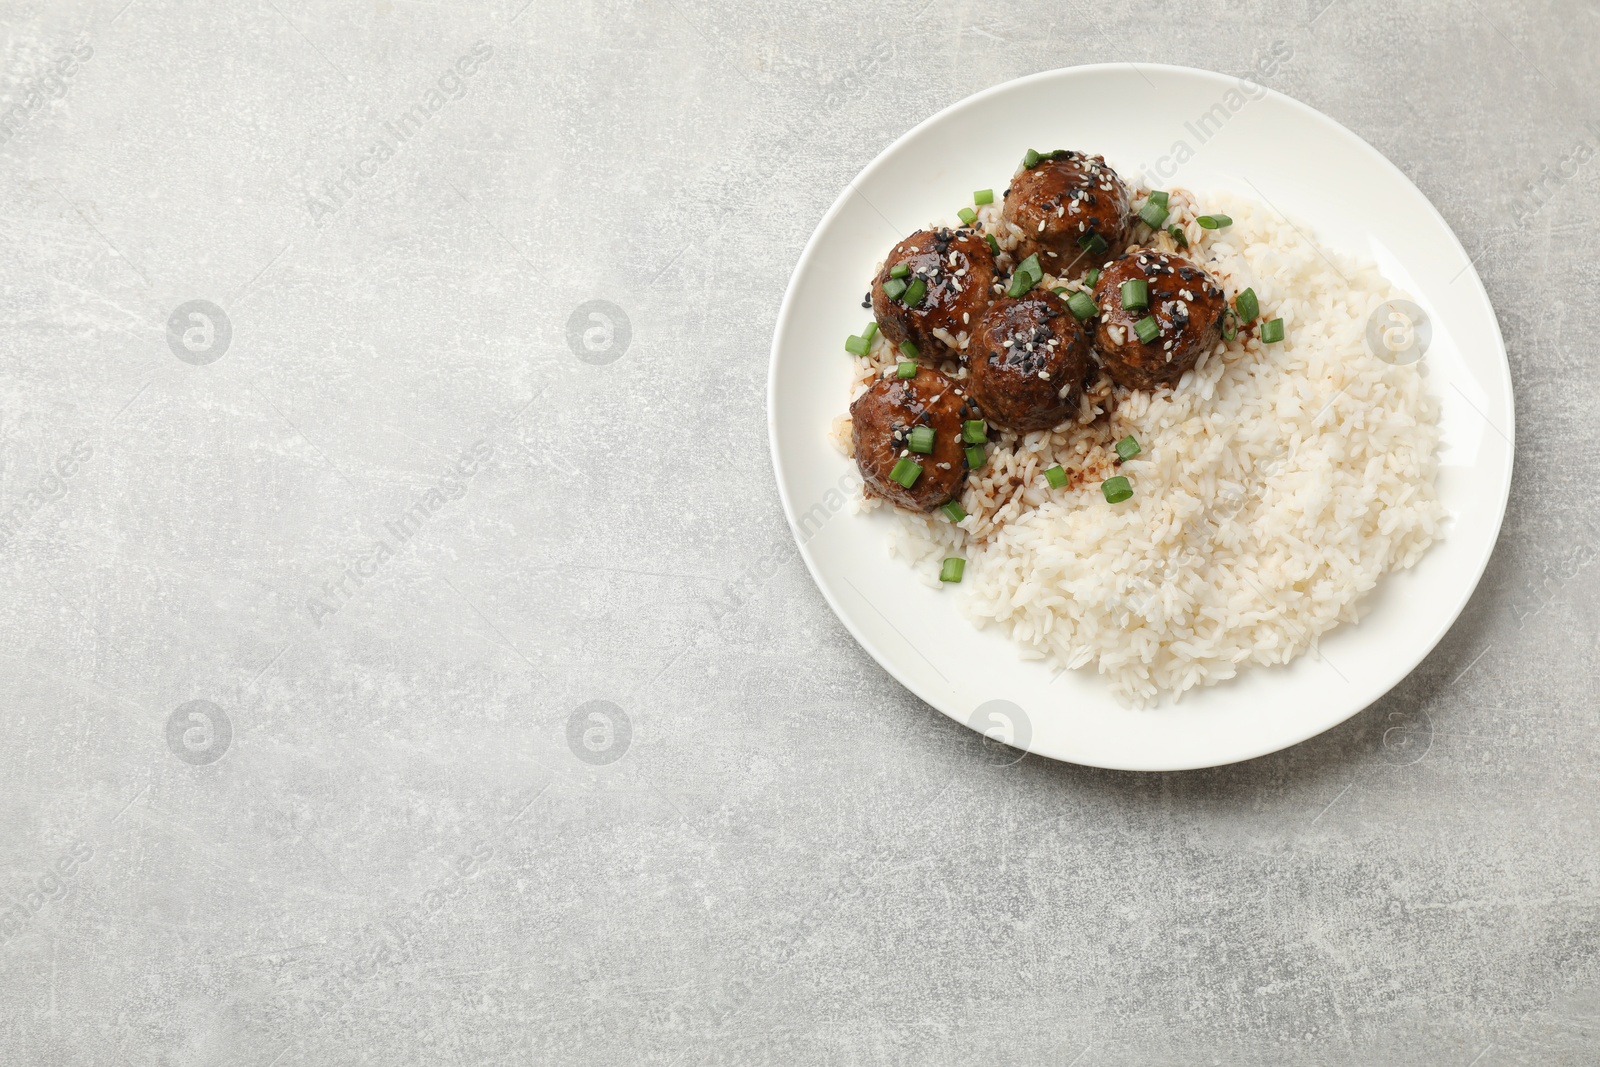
767;64;1514;771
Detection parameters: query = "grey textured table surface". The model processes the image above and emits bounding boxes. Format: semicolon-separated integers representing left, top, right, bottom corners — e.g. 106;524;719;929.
0;1;1594;1064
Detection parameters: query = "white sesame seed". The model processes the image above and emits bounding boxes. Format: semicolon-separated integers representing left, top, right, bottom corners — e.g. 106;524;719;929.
1038;219;1046;232
962;312;969;324
1039;371;1051;381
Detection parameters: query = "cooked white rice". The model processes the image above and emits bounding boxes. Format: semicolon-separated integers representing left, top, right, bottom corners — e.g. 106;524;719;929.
836;187;1445;705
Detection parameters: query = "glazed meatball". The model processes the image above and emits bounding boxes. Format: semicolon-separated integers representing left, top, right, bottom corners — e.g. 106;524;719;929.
1002;150;1130;277
966;291;1092;433
1091;252;1227;390
849;365;977;511
871;228;997;364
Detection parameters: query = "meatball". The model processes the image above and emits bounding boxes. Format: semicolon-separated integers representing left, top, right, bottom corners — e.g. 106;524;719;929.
966;291;1092;433
871;228;997;364
1002;150;1130;277
1091;251;1227;390
849;365;977;511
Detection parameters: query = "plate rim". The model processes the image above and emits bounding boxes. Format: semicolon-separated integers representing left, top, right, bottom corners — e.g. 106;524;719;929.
766;62;1515;771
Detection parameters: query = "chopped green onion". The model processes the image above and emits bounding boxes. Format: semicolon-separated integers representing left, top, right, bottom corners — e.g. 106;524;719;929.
985;233;1001;256
890;264;910;279
889;457;922;488
1168;224;1188;249
1084;267;1101;288
902;277;927;307
1023;148;1041;168
1101;476;1133;503
1222;308;1238;342
941;500;967;522
1008;252;1042;297
1066;290;1097;321
1078;232;1108;256
1261;318;1285;344
1138;200;1169;229
1196;214;1233;229
862;321;879;342
906;425;935;454
1044;464;1068;489
1235;287;1259;323
939;557;965;583
1133;315;1160;344
1147;190;1169;209
844;334;869;356
896;360;917;379
1051;286;1068;295
962;419;987;444
883;277;908;301
1120;279;1149;310
974;189;994;205
957;207;978;226
965;444;986;469
899;340;919;359
1114;435;1140;461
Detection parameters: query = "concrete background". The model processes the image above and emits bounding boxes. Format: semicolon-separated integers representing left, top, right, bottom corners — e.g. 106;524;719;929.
0;0;1595;1063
